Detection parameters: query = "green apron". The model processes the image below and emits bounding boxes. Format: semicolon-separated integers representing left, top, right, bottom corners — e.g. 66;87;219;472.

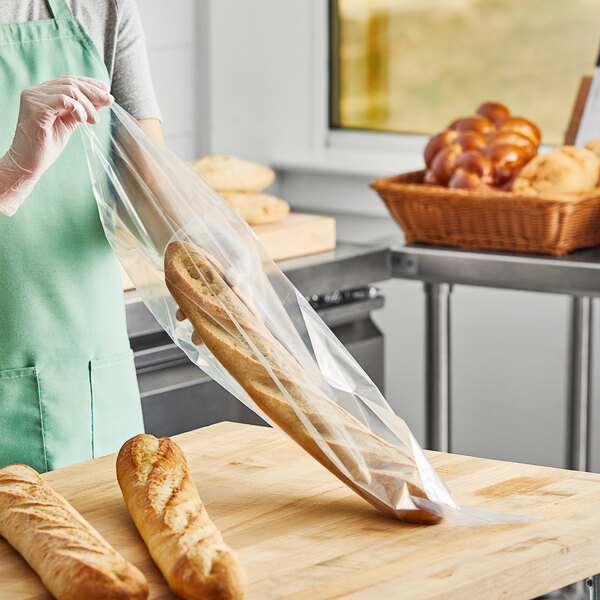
0;0;144;472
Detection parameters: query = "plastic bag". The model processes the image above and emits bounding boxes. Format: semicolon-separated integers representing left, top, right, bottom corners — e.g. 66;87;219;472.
81;104;533;525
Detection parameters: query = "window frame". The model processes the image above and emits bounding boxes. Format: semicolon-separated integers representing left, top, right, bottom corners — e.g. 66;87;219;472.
314;0;430;162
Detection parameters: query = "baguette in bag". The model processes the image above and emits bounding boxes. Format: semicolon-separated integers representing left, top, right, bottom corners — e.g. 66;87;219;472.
164;241;440;523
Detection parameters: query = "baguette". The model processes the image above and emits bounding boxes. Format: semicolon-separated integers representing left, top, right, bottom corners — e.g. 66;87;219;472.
164;241;441;523
219;192;290;225
0;463;148;600
191;155;275;192
117;434;246;600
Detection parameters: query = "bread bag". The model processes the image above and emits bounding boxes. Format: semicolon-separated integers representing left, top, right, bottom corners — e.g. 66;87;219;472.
81;102;533;526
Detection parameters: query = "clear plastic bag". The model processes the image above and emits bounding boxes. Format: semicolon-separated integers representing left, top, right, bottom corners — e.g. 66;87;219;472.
81;104;533;525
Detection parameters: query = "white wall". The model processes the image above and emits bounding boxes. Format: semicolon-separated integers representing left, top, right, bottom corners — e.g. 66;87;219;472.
137;0;208;160
138;0;600;471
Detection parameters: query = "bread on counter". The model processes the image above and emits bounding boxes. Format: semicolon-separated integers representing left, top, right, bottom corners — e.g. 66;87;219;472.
164;241;441;524
512;145;600;198
219;191;290;225
191;155;275;192
0;463;148;600
117;434;246;600
584;138;600;164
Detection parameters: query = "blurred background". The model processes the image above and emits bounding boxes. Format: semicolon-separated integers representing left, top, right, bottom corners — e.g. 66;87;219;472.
333;0;600;143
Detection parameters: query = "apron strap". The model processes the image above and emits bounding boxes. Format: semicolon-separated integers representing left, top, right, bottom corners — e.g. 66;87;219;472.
46;0;74;19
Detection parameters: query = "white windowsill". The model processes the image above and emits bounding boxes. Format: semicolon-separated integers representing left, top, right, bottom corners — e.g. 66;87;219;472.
272;143;557;180
272;147;424;179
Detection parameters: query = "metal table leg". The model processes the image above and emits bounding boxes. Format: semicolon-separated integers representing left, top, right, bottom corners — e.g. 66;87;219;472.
567;296;594;471
587;574;600;599
424;282;452;452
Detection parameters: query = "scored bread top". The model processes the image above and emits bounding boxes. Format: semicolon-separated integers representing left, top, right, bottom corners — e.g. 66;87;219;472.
117;434;246;600
0;463;149;600
191;155;275;193
218;192;290;225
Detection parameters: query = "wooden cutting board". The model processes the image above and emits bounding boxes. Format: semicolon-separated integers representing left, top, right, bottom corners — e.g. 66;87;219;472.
252;212;336;261
120;213;336;291
3;422;600;599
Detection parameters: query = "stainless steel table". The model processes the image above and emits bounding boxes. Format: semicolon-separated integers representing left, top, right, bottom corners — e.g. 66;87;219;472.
391;243;600;470
125;241;392;335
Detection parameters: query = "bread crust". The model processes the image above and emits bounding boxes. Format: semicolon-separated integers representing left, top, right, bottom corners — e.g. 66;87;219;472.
512;146;600;197
164;241;442;524
219;192;290;225
191;155;275;192
0;464;148;600
116;434;246;600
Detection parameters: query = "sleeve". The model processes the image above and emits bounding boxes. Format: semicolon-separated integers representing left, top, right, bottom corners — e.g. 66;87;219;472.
111;0;162;121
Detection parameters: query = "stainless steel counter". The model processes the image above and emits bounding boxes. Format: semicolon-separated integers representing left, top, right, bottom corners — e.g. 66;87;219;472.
124;241;391;338
125;241;391;437
278;242;391;297
391;243;600;296
385;238;600;472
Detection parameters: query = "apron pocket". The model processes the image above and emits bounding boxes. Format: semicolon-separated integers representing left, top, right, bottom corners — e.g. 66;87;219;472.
0;366;47;472
90;349;144;458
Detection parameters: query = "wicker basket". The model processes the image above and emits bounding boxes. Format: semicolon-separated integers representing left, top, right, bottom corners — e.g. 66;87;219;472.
370;170;600;256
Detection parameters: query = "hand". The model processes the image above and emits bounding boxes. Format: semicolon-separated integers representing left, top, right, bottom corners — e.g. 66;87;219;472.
0;76;113;216
176;308;203;346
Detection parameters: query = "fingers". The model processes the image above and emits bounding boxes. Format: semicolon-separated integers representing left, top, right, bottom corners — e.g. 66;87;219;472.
73;78;113;109
49;94;88;125
45;75;110;95
58;77;113;115
28;76;113;123
63;75;109;91
175;308;203;346
63;86;99;124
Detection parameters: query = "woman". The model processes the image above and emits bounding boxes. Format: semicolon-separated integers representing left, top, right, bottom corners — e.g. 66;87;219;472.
0;0;162;472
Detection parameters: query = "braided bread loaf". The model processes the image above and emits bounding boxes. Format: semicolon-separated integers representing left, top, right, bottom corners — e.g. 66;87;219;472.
424;102;541;190
116;434;246;600
164;241;441;524
0;464;148;600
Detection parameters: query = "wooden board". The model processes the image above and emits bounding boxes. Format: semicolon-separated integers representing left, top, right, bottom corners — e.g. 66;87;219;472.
120;213;336;291
3;423;600;599
252;212;336;262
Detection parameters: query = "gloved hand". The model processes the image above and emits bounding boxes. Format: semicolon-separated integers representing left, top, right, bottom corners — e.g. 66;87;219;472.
175;308;204;345
0;76;113;216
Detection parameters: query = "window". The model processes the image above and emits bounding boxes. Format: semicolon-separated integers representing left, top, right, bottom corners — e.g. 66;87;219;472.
330;0;600;144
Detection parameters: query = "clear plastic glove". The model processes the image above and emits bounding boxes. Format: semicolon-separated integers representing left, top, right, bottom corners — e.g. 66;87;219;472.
0;76;113;216
175;308;204;345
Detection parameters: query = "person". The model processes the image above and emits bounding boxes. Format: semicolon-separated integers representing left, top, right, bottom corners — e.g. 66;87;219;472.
0;0;163;472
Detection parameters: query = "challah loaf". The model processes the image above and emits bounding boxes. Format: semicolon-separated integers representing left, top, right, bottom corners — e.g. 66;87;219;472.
424;102;540;189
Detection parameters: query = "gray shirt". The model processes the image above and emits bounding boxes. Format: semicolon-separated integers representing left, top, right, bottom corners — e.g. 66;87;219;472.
0;0;161;121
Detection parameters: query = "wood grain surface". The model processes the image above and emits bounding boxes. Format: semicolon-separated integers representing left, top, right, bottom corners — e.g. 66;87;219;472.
251;212;336;262
2;422;600;600
120;212;336;291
